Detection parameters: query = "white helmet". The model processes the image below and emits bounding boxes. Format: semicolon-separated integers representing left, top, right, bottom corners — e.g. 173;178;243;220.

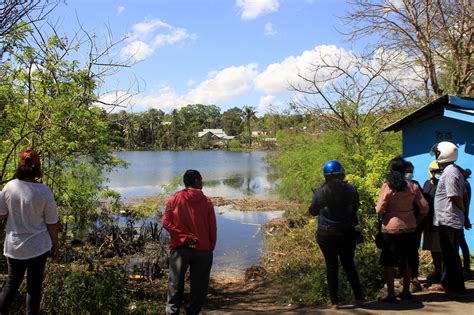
431;141;458;163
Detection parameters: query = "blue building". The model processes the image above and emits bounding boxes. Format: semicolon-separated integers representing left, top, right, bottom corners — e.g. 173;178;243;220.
383;94;474;247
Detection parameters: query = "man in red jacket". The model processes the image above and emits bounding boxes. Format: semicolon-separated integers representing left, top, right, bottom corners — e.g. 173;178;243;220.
163;169;217;315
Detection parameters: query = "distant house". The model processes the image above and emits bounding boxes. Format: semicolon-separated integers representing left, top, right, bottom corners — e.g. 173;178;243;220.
383;94;473;246
251;130;267;137
197;129;235;140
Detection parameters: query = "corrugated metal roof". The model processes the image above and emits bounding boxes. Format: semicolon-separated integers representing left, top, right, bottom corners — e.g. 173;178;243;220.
383;95;474;132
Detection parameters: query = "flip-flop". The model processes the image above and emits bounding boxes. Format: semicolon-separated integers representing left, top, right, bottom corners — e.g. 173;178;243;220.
427;285;444;292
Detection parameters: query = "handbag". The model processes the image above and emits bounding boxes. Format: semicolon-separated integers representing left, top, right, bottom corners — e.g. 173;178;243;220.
375;215;386;249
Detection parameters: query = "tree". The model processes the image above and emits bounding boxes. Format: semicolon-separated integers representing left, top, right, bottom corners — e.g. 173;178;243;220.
222;107;243;136
242;105;256;147
0;0;58;37
344;0;473;96
0;21;130;236
290;48;417;153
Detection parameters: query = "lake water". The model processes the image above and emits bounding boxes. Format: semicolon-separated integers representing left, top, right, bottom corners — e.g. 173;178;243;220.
108;150;283;277
108;150;277;200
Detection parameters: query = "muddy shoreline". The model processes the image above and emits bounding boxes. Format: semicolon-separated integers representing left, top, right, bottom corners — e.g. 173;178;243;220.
123;195;302;212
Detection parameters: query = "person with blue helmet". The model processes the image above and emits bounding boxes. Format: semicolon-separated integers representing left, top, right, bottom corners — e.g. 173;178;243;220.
309;160;364;310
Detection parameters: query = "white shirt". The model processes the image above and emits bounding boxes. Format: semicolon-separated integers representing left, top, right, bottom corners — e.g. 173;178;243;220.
0;179;58;259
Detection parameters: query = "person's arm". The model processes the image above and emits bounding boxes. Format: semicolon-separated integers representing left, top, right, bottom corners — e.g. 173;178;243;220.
209;202;217;251
162;196;194;246
375;183;389;216
415;186;429;224
450;196;466;213
308;188;322;216
0;191;7;219
47;223;59;258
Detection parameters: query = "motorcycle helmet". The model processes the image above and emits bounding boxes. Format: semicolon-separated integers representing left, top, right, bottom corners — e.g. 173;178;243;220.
430;141;458;163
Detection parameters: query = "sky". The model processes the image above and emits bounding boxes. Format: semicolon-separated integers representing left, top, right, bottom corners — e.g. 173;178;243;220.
52;0;363;115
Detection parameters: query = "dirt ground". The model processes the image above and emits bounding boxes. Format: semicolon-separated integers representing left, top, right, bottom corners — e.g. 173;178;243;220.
203;276;474;314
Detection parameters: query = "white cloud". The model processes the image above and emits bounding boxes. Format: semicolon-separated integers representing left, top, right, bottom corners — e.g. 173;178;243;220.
264;22;277;36
121;18;196;62
255;45;353;94
120;40;154;62
128;64;259;111
257;95;276;113
154;27;195;47
117;6;125;15
236;0;279;20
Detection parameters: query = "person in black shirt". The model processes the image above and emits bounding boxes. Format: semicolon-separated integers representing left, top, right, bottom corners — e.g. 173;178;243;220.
309;160;364;310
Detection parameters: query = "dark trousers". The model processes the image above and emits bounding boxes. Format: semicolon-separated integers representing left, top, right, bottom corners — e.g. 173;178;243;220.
459;230;471;272
317;232;363;305
438;225;467;294
166;248;213;315
0;252;48;315
412;227;423;278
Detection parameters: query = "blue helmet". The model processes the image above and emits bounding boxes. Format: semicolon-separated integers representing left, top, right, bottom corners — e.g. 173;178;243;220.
323;160;344;175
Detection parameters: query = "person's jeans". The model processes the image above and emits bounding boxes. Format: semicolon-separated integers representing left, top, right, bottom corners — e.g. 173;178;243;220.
438;225;467;294
166;248;213;315
317;232;363;305
0;251;48;315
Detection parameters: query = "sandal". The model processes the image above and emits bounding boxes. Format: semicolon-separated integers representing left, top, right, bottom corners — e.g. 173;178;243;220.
427;284;444;292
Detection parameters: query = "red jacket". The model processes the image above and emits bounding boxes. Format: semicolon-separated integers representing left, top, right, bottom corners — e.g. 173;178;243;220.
163;188;217;251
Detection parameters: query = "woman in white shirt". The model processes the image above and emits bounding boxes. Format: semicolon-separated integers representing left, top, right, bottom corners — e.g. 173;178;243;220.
0;150;59;315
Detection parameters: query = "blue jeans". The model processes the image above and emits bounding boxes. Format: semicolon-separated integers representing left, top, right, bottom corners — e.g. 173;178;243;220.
0;251;48;315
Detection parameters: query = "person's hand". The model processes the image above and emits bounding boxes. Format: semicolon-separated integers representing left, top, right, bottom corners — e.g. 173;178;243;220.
186;235;198;248
465;223;472;230
50;244;59;259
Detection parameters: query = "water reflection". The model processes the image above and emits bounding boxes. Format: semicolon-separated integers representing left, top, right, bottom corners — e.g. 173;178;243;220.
108;151;283;277
108;150;277;200
212;207;284;277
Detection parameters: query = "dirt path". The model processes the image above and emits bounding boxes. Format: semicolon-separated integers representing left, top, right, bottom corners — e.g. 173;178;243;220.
203;277;474;314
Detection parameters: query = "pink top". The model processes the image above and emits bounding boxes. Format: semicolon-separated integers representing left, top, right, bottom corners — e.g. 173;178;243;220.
375;181;428;234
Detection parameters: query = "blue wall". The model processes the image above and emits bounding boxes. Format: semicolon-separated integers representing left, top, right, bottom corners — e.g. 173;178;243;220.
402;115;474;249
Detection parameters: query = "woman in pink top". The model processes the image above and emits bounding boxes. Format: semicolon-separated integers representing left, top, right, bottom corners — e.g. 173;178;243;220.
375;157;428;302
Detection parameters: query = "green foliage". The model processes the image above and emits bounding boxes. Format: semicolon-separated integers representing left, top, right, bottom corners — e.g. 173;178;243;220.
0;24;127;239
8;264;129;315
228;139;242;151
267;130;346;203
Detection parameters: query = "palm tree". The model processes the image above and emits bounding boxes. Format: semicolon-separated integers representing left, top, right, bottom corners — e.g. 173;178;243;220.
242;106;256;147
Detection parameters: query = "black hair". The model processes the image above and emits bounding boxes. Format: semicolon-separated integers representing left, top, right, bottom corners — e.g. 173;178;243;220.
321;174;350;211
183;169;202;188
405;161;414;172
15;164;42;180
387;157;407;191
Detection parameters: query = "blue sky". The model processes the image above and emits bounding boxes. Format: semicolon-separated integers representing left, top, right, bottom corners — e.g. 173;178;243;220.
53;0;362;115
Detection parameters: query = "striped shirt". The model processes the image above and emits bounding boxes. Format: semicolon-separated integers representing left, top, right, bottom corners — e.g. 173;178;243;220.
434;164;465;229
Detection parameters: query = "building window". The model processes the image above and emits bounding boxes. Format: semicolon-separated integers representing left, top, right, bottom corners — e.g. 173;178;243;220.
435;131;453;141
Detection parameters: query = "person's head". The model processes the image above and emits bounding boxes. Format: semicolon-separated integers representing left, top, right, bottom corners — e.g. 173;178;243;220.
430;141;458;169
405;161;414;180
428;160;442;182
387;156;407;191
321;160;349;211
15;149;42;180
183;169;203;189
464;168;471;179
323;160;345;182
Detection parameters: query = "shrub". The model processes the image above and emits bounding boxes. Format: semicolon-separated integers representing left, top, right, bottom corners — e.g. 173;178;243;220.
228;139;241;151
41;263;129;314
